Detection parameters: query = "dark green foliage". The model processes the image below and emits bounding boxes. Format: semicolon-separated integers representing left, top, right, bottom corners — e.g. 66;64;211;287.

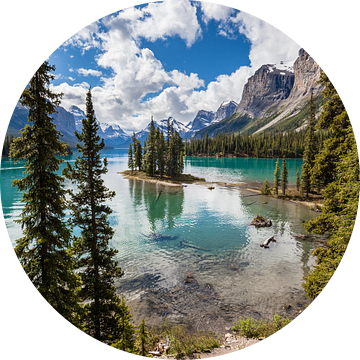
145;118;157;177
111;295;135;352
132;132;142;171
10;61;82;327
185;127;327;159
273;159;280;196
63;88;124;342
311;71;353;190
135;319;150;356
127;118;184;179
301;92;316;196
128;143;134;173
281;156;288;195
302;74;359;299
156;128;166;178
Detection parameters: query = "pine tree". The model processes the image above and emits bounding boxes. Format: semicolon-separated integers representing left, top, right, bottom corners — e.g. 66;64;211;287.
135;319;150;356
111;295;135;353
304;128;358;298
145;118;157;177
311;71;352;190
301;92;316;196
303;78;359;299
273;159;280;196
128;143;134;173
64;88;124;342
10;61;82;326
281;156;288;195
156;127;166;178
130;132;142;172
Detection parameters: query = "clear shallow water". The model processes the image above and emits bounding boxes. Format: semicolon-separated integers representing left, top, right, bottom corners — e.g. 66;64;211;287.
1;150;318;333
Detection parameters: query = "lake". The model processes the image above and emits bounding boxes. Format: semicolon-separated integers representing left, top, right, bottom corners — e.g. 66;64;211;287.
1;149;319;334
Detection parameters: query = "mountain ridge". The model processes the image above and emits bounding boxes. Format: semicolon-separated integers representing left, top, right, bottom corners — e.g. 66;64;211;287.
195;48;324;138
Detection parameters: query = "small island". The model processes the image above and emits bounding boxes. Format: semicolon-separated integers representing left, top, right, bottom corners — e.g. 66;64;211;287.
125;117;207;187
120;169;205;187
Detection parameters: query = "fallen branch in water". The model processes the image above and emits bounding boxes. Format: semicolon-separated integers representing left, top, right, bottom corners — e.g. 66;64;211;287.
260;235;276;248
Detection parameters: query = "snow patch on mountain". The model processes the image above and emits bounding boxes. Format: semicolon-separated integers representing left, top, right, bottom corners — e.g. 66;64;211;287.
267;60;294;74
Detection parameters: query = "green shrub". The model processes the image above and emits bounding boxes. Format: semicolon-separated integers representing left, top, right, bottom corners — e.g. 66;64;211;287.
149;319;220;357
261;179;271;195
231;315;290;339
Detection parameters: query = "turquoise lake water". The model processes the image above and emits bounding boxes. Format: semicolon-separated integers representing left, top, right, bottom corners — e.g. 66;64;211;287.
1;149;318;332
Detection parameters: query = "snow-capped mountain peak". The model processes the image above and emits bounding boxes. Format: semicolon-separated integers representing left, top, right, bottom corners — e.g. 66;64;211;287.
267;60;294;74
68;104;130;146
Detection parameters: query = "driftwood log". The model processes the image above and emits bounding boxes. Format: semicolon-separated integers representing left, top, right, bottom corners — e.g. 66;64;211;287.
260;235;276;248
180;240;209;251
291;233;308;239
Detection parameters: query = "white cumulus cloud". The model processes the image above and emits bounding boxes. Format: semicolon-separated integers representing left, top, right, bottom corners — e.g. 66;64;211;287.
54;0;300;132
77;68;103;77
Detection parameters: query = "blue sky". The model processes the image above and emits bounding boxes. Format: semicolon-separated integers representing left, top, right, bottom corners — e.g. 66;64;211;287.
49;0;300;132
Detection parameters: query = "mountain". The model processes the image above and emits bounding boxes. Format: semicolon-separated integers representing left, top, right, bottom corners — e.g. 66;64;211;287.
8;103;130;148
234;61;295;119
195;49;324;138
212;100;238;124
185;100;238;137
8;102;79;147
187;110;214;131
69;105;85;131
135;117;191;144
97;121;130;147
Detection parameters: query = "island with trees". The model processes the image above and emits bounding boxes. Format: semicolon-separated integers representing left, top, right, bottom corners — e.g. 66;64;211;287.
122;117;205;186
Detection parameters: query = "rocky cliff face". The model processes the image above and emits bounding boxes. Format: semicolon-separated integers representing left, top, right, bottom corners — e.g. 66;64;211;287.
212;100;238;123
188;110;214;131
252;48;323;133
235;62;295;118
287;48;322;101
52;107;77;137
194;49;324;137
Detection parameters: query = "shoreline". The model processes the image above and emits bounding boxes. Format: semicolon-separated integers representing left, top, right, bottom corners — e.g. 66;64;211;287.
119;170;323;211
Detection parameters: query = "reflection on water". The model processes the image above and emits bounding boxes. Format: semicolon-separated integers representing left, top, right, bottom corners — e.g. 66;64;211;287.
1;150;321;334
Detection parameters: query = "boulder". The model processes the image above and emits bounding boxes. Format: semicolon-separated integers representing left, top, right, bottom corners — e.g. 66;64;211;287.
250;215;272;227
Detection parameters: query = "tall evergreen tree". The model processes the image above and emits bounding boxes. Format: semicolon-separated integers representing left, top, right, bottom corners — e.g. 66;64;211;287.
10;61;82;326
64;88;124;342
135;318;150;356
304;127;358;298
301;92;316;196
156;127;166;178
273;159;280;196
145;118;157;177
128;143;134;173
311;71;352;189
111;295;135;352
303;78;359;299
281;156;288;195
134;139;143;171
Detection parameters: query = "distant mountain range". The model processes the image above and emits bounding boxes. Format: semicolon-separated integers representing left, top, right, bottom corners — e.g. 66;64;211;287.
7;99;238;148
7;48;323;147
